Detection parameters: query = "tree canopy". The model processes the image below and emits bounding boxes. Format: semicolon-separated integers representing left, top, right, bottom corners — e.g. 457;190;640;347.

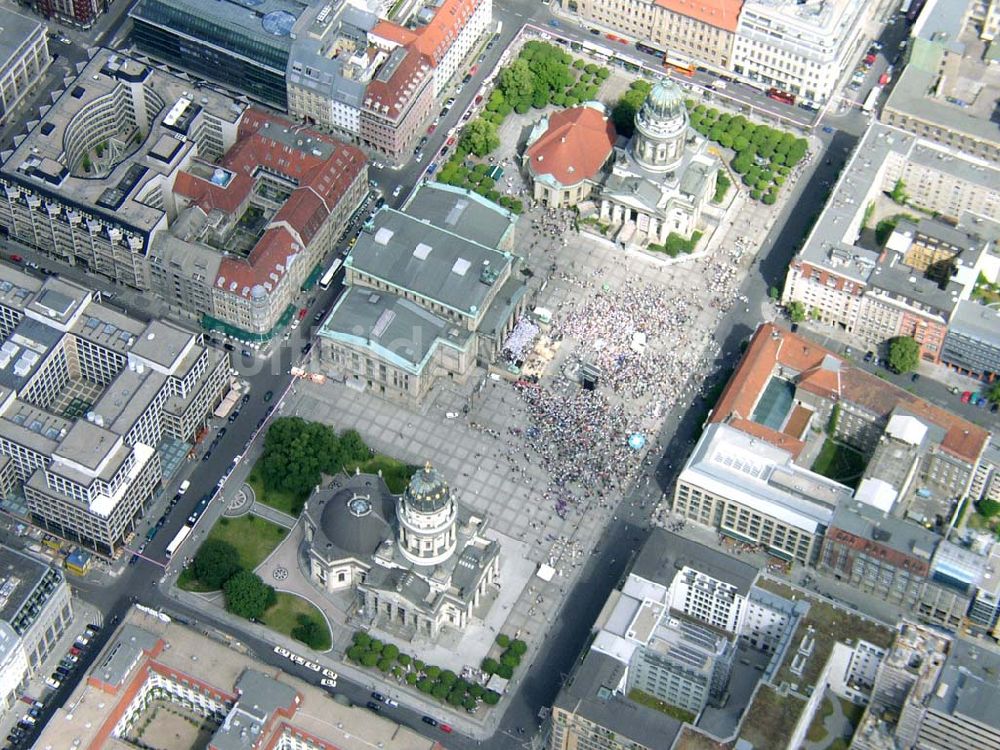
611;80;651;138
224;570;276;620
460;118;500;158
888;336;921;374
192;538;241;589
258;418;372;498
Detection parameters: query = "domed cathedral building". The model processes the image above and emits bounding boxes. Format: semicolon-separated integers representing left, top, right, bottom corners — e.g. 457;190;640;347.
596;78;720;248
302;463;500;640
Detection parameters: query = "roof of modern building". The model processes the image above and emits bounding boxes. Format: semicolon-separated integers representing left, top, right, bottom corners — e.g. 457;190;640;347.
347;206;514;317
680;423;846;534
796;122;1000;285
0;545;57;625
1;49;246;236
0;317;63;392
128;319;195;371
553;649;684;748
632;527;758;596
171;108;366;301
929;637;1000;730
39;606;442;750
712;323;990;466
948;300;1000;344
525;105;617;188
0;6;43;63
653;0;741;32
52;419;125;475
402;182;517;250
827;500;938;571
318;285;468;372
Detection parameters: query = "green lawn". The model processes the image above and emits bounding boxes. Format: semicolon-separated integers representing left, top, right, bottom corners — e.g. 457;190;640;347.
627;688;696;724
811;439;867;488
205;515;287;570
345;454;418;494
262;592;332;651
248;469;308;516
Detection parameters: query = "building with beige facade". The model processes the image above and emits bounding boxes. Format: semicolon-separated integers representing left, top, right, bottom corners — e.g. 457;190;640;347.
0;8;51;128
566;0;741;71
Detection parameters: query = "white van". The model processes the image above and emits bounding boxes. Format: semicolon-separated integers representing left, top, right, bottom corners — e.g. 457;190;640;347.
178;480;190;495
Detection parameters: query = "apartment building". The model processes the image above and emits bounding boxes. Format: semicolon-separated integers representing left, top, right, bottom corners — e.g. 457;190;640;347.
30;0;103;28
0;50;367;339
566;0;741;71
0;545;72;713
33;606;441;750
882;0;1000;164
732;0;873;104
317;183;525;405
0;8;51;128
371;0;493;98
782;122;1000;351
0;270;229;554
359;46;435;164
941;300;1000;380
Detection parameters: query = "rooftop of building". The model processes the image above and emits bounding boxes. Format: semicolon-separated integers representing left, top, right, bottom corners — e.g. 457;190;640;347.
131;0;310;62
929;637;1000;730
402;182;517;250
372;0;481;66
553;648;684;748
361;45;431;119
169;108;366;300
632;527;758;596
318;285;468;372
0;316;63;392
738;0;861;32
712;323;990;466
38;606;442;750
347;204;515;317
654;0;742;33
828;500;938;571
0;544;58;625
525;104;617;189
680;422;847;534
129;319;195;371
797;123;999;286
883;0;1000;149
1;49;246;235
948;299;1000;344
0;6;43;63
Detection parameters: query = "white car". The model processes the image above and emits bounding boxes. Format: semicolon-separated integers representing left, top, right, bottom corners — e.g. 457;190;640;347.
290;318;300;330
321;667;338;679
273;646;290;657
385;697;399;708
321;677;337;688
392;185;403;198
45;677;61;689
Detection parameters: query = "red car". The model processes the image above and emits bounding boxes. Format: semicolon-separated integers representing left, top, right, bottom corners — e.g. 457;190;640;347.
469;64;478;76
474;94;483;105
9;254;22;263
446;136;456;146
864;53;877;65
427;124;436;134
297;307;308;319
961;391;972;404
878;72;890;85
439;724;453;733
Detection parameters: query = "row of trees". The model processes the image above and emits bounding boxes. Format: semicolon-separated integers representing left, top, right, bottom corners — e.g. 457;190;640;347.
258;417;372;501
348;631;502;710
480;633;528;680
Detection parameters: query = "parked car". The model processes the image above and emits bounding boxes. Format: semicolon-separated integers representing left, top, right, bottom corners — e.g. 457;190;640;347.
961;390;972;403
421;716;438;727
263;390;274;402
365;701;381;712
392;185;403;198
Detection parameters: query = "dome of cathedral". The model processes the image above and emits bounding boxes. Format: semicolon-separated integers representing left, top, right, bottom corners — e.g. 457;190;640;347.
641;79;686;123
403;463;452;514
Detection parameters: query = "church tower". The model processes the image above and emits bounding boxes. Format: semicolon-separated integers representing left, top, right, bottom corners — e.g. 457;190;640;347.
631;79;689;173
396;462;458;566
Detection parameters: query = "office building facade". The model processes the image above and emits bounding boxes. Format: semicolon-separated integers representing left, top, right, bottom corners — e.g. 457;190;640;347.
0;8;51;128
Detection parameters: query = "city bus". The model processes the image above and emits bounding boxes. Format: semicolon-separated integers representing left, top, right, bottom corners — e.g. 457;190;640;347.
766;88;796;105
862;85;882;114
664;54;696;77
165;524;193;558
318;258;343;290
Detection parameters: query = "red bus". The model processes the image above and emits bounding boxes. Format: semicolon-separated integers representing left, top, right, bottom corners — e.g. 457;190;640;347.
665;55;695;77
766;88;796;105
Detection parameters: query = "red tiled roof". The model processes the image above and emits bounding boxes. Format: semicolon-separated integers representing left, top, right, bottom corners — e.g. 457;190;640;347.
173;108;366;300
373;0;480;65
525;107;617;187
363;47;431;120
712;324;989;465
653;0;743;33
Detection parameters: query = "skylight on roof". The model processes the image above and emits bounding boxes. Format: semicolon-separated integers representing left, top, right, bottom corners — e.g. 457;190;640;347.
444;199;468;225
371;309;396;338
374;227;394;245
452;258;471;276
413;243;432;260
